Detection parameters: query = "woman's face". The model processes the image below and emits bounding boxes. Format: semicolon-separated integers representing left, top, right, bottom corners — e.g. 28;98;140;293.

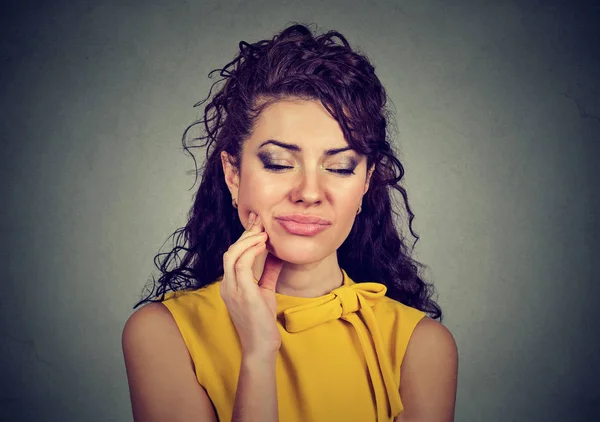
222;99;373;265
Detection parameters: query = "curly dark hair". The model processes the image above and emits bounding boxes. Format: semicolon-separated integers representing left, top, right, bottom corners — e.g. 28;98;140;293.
134;22;441;320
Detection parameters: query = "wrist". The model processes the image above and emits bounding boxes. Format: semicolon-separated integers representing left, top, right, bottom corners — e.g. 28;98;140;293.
242;351;278;367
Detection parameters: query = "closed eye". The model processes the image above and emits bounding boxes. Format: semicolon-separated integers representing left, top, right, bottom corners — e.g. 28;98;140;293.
263;164;292;171
328;169;355;175
263;164;355;175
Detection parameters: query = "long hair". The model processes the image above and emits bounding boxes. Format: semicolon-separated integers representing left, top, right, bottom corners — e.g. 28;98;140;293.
134;23;441;320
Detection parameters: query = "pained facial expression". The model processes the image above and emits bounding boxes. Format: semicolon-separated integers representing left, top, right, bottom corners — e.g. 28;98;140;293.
222;99;373;265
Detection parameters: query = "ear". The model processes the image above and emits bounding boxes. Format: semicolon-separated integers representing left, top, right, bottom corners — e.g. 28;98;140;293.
363;164;375;195
221;151;240;198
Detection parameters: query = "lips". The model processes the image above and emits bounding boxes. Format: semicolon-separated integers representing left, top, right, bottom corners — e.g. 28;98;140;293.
275;214;332;236
276;214;332;225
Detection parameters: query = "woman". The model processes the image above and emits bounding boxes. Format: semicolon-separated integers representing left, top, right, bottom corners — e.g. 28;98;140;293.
122;23;458;422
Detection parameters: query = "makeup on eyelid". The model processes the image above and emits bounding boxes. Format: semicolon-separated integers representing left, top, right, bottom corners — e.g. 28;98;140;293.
256;151;358;175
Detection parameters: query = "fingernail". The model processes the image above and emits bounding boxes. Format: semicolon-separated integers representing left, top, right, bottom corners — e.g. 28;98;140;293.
255;215;261;226
248;212;255;225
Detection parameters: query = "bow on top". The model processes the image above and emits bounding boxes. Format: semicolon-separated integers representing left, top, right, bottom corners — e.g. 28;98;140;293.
280;281;403;420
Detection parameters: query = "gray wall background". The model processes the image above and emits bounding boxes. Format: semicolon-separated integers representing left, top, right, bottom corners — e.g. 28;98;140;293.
1;0;598;421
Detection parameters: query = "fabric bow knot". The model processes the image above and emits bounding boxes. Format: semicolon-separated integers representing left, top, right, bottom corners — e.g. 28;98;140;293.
281;282;403;420
282;282;387;332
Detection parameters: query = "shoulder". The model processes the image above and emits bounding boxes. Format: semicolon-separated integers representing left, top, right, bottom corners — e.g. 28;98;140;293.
122;301;192;367
125;283;232;357
396;317;458;421
121;303;199;404
376;297;428;343
408;317;458;358
122;302;184;354
378;295;426;319
123;301;172;327
161;282;222;306
403;317;458;378
122;303;219;421
161;282;227;323
122;285;219;352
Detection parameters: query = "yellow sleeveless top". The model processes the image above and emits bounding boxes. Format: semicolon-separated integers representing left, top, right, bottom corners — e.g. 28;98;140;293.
162;268;425;422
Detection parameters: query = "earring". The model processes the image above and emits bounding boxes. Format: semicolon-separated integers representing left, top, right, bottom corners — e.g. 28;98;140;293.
357;204;362;215
232;198;238;209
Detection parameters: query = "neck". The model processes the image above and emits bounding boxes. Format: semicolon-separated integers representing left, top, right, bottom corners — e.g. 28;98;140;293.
252;251;344;298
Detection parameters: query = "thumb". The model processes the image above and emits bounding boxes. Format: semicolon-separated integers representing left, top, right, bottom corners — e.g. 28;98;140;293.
257;253;284;292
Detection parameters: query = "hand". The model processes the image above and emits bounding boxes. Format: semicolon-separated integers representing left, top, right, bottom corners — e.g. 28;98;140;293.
220;211;284;359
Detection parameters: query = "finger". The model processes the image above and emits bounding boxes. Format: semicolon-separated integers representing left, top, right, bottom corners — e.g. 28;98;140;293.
242;211;256;232
222;231;267;289
233;237;267;295
253;213;265;232
238;212;264;242
241;214;270;256
222;212;265;293
249;213;263;233
258;253;284;292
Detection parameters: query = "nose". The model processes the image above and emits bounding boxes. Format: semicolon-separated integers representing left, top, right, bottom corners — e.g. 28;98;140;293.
290;164;325;206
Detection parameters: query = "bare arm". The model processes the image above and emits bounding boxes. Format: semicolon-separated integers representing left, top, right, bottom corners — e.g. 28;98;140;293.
219;211;283;422
122;303;218;422
232;354;279;422
125;211;281;421
395;317;458;422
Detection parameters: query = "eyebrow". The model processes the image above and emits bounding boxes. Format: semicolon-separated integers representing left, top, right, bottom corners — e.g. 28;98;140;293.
258;139;353;156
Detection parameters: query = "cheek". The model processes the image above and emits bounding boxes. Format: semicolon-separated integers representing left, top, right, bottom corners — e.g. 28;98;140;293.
337;182;365;205
238;172;283;207
339;184;365;220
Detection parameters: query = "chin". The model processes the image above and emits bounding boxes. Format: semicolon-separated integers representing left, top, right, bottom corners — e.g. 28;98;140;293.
266;241;331;265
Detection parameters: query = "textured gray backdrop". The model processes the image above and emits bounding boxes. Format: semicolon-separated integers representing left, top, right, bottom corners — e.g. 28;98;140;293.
1;0;599;421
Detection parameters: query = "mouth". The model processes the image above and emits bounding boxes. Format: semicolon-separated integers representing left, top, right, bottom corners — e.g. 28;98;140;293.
275;218;331;236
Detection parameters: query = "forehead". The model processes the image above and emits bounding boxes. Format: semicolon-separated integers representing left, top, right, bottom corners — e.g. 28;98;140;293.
248;99;347;148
